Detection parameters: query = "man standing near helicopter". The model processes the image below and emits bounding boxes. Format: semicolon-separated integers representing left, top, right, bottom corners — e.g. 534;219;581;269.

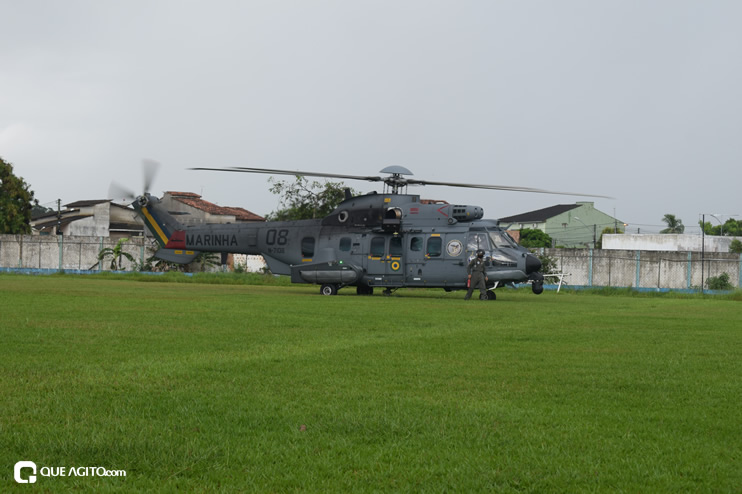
465;249;489;300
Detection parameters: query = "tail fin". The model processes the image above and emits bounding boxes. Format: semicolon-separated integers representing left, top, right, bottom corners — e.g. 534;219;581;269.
133;194;201;265
133;194;183;249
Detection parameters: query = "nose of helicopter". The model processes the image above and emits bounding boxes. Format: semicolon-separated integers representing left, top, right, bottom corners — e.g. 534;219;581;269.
525;254;542;274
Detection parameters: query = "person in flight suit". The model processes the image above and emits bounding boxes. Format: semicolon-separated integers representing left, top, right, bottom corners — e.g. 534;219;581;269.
465;249;489;300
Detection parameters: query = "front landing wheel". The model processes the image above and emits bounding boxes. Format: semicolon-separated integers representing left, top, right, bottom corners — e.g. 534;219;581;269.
320;284;338;296
486;290;496;300
532;281;544;295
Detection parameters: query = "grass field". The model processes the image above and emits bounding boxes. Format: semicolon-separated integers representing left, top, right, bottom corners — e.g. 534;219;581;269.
1;274;741;492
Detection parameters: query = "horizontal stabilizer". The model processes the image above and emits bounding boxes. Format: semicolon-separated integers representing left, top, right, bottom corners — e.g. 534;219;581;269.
155;248;200;265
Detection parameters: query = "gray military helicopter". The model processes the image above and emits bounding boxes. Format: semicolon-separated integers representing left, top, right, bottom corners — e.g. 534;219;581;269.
126;165;608;299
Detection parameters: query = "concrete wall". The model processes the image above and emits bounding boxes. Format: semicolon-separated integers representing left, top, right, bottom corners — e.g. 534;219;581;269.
0;235;268;273
603;234;740;253
540;248;741;290
0;235;147;271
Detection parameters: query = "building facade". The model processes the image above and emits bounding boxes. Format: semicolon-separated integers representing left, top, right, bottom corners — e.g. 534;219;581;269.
498;202;623;248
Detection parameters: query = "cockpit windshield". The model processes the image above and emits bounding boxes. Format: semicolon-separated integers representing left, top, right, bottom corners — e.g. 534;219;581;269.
488;229;517;249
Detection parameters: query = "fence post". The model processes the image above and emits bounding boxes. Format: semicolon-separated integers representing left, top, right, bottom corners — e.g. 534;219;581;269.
58;235;64;271
98;237;104;272
687;252;692;290
588;249;594;286
739;253;742;288
635;250;641;289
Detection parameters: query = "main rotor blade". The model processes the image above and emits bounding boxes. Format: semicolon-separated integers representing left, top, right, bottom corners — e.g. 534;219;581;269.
189;166;385;183
189;166;613;199
405;178;614;199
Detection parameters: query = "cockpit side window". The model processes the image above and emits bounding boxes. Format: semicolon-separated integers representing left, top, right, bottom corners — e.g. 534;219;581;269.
467;233;490;252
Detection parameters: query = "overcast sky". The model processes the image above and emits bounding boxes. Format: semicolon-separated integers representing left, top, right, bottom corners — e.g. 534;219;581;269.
2;0;741;233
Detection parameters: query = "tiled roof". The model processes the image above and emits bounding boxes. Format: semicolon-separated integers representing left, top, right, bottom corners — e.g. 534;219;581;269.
166;191;265;222
498;204;580;223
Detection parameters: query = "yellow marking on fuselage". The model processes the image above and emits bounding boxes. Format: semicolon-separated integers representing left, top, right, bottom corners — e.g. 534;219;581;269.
141;206;169;245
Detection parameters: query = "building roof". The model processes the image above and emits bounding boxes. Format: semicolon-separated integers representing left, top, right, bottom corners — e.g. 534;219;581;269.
165;191;265;221
33;214;91;229
498;204;580;223
65;199;111;208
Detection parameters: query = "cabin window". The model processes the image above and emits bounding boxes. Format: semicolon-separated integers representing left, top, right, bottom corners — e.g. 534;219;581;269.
339;237;351;252
390;236;403;256
301;237;315;257
410;236;423;252
370;237;386;257
427;237;442;257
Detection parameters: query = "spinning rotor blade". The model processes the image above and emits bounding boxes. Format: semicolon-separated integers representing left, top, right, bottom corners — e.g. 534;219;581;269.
108;182;137;202
189;166;385;183
142;159;161;194
108;159;162;203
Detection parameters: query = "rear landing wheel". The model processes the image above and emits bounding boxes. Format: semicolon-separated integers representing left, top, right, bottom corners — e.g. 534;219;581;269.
320;284;338;296
356;285;374;296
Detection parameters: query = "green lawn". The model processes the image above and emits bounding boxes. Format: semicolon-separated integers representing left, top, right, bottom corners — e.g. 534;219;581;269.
1;274;740;492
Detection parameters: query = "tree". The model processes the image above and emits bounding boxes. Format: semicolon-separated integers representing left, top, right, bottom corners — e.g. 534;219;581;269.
660;214;684;234
0;156;35;234
519;228;553;248
31;201;53;219
699;218;742;237
97;238;136;271
730;239;742;254
706;272;733;291
266;176;356;221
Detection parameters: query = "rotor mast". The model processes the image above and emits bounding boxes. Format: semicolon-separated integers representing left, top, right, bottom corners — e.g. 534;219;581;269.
379;165;413;194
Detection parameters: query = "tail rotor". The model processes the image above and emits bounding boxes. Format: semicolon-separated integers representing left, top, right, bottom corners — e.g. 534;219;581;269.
108;159;161;203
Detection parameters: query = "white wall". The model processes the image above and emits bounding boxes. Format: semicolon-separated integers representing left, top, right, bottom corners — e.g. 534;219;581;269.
603;234;740;253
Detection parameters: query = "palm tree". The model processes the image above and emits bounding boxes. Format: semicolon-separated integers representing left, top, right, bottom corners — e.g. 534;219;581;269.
98;238;136;271
660;214;685;234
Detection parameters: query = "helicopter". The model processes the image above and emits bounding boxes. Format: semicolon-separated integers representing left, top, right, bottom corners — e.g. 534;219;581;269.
124;165;609;299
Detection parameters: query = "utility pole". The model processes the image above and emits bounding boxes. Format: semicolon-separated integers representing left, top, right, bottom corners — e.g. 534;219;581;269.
56;199;63;235
701;214;705;293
